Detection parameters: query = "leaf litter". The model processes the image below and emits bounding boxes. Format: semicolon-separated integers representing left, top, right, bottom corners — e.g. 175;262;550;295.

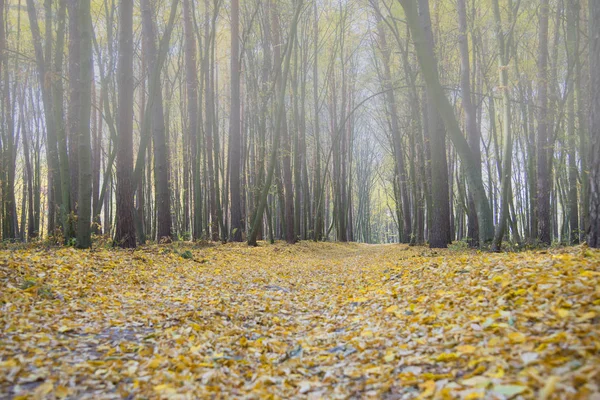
1;242;599;399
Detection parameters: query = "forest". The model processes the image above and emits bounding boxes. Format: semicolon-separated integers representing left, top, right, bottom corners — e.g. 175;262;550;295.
0;0;596;249
1;0;600;398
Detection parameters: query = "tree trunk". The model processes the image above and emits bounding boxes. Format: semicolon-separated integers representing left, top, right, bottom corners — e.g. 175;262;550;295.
491;0;513;251
398;0;494;246
143;0;173;242
589;0;600;248
416;0;450;248
373;10;411;243
456;0;480;247
75;0;92;248
229;0;243;241
537;0;551;245
114;0;136;248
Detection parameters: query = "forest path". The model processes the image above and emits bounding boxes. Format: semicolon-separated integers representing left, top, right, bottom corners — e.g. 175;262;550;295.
1;243;599;399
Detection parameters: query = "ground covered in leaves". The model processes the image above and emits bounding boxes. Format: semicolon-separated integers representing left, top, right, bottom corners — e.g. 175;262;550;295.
1;242;599;399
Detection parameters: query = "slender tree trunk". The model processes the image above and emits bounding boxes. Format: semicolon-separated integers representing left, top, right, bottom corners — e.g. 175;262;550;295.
589;0;600;248
53;0;73;241
373;10;411;243
491;0;513;251
68;0;80;214
398;0;494;246
26;0;61;237
456;0;480;247
76;0;93;248
566;0;579;244
248;0;302;246
229;0;243;241
114;0;136;248
416;0;450;248
91;85;101;234
313;1;323;241
537;0;551;245
142;0;173;242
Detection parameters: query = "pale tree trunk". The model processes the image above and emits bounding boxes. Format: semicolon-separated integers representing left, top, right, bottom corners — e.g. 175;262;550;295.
566;0;579;244
183;0;199;241
142;0;173;242
313;1;323;241
229;0;243;241
68;0;80;214
271;0;295;244
54;0;73;241
372;7;411;243
248;0;302;246
490;0;514;251
537;0;551;245
589;0;600;248
456;0;480;247
26;0;61;236
76;0;92;248
205;0;219;241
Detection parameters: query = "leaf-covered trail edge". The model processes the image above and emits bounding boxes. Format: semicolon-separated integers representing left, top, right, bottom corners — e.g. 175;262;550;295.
1;242;599;399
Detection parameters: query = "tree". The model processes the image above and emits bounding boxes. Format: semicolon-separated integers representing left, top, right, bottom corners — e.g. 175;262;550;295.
372;4;411;243
183;0;199;241
416;0;450;248
248;0;303;246
398;0;494;246
589;0;600;248
490;0;516;251
456;0;480;247
536;0;551;245
229;0;243;242
76;0;93;248
114;0;136;248
143;0;173;242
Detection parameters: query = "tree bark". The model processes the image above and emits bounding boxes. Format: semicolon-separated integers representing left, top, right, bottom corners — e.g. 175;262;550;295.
589;0;600;248
456;0;480;247
398;0;494;246
114;0;136;248
229;0;243;241
416;0;450;248
537;0;551;245
76;0;93;248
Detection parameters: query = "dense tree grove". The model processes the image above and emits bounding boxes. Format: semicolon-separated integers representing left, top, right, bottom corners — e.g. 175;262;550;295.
0;0;598;249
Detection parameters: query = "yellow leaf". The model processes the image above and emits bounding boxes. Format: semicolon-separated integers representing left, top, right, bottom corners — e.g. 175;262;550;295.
190;323;202;332
508;332;526;343
492;384;527;397
33;381;53;400
154;384;174;392
436;353;459;362
57;325;74;333
578;311;596;321
417;380;436;399
457;345;476;354
539;376;559;400
557;308;570;318
55;385;70;399
384;350;395;362
385;305;399;313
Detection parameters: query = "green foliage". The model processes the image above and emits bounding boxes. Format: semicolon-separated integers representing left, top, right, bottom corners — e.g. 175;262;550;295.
180;250;193;259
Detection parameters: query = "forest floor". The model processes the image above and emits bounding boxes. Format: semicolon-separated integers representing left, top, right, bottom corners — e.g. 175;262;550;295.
1;242;599;399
